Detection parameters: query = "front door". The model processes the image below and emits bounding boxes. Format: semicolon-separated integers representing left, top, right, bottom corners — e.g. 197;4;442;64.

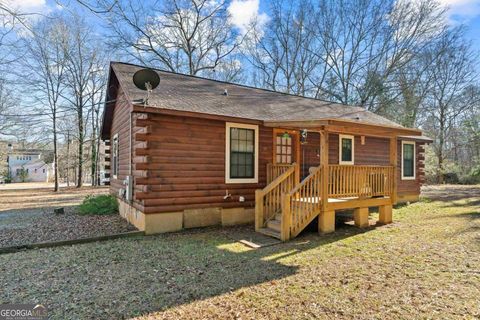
273;129;299;165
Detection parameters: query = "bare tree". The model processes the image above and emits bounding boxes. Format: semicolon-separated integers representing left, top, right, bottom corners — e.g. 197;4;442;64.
87;63;106;186
423;28;478;183
20;17;69;191
62;14;104;188
103;0;242;76
0;77;17;135
245;0;322;95
310;0;447;107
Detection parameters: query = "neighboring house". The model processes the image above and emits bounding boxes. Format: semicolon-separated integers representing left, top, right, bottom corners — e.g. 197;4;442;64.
7;150;52;182
101;62;432;240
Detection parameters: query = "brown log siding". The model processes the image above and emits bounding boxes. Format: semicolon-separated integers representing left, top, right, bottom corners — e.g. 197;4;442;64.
133;114;271;214
109;88;130;197
109;110;425;213
303;133;424;197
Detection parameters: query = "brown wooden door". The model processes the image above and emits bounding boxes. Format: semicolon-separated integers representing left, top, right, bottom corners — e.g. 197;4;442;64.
273;129;300;164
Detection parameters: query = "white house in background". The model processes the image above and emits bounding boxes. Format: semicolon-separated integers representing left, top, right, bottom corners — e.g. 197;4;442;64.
7;150;52;182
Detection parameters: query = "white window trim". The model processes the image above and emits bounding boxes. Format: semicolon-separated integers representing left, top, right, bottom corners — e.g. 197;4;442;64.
339;134;355;165
112;133;119;179
401;141;416;180
225;122;259;184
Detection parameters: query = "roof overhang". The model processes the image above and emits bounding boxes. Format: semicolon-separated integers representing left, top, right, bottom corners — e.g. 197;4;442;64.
398;135;433;143
100;65;121;140
263;118;423;137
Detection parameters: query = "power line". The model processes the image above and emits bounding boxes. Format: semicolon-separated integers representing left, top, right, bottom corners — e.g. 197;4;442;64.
0;99;118;117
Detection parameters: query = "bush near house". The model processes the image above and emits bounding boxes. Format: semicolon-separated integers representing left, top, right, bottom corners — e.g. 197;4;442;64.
78;194;118;216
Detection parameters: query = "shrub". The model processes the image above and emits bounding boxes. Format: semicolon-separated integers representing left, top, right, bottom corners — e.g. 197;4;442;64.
78;195;119;216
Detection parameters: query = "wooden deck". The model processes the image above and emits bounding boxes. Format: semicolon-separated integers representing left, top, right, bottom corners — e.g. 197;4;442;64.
256;163;394;240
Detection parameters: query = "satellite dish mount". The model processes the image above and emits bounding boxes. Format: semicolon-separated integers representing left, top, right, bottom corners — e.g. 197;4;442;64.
133;68;160;107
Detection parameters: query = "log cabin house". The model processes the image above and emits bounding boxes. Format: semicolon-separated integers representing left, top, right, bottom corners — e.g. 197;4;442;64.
101;62;431;240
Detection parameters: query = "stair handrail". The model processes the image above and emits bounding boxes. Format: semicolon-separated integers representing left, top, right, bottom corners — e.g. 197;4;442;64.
255;164;297;231
281;166;323;240
288;166;321;197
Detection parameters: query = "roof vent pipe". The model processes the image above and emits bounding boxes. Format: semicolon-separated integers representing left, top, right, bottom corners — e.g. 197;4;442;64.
223;89;228;96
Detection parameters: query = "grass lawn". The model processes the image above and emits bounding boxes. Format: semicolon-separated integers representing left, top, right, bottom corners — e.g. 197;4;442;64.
1;185;479;319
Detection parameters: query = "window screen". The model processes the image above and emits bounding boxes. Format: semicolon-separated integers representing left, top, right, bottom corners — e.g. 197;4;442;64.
341;137;353;162
230;128;255;178
403;143;414;178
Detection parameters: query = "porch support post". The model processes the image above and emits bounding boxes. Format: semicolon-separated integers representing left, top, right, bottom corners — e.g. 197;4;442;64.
379;204;393;224
389;136;398;205
255;189;263;231
318;129;334;234
281;193;291;241
319;130;329;212
354;207;369;228
318;210;335;234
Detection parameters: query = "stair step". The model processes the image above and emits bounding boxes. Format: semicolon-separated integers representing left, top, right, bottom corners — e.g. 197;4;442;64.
267;219;281;232
257;227;281;239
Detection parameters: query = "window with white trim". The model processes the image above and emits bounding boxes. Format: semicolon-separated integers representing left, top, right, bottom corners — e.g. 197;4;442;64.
339;134;354;165
401;141;415;180
112;134;119;179
225;123;259;183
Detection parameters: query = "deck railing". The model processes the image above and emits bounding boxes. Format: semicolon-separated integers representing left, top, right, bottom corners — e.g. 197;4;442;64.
328;165;395;198
267;163;300;184
255;164;297;231
256;164;395;240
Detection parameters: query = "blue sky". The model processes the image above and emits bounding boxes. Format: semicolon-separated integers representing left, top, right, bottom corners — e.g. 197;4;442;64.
12;0;480;53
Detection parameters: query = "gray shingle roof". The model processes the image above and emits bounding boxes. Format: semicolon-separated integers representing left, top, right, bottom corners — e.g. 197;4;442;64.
111;62;404;128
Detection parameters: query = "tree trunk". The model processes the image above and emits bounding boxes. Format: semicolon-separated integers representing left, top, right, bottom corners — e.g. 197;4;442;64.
77;103;83;188
437;113;445;184
53;112;59;192
66;130;70;187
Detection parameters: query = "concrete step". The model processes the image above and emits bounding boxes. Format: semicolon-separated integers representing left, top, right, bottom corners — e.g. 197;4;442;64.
267;219;281;232
257;227;281;239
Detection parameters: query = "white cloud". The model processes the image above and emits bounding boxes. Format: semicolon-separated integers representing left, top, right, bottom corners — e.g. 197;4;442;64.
228;0;269;34
438;0;480;23
8;0;49;13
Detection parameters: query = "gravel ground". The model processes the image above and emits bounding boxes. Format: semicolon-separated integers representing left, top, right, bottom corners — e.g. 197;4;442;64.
0;187;136;248
0;185;478;319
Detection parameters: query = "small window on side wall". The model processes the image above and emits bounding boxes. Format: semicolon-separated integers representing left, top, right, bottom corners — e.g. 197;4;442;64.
339;134;354;165
112;133;119;179
402;141;415;180
225;123;258;184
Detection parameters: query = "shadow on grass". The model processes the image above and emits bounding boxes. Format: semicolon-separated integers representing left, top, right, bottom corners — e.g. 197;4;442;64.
441;198;480;208
422;185;480;202
0;223;372;319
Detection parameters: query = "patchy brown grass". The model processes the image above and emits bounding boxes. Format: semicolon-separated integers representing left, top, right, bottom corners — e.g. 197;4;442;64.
0;185;479;319
0;186;108;211
0;186;135;247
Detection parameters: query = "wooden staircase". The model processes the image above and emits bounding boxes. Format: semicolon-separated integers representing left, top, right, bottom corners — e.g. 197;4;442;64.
256;164;323;240
257;212;282;239
256;163;395;241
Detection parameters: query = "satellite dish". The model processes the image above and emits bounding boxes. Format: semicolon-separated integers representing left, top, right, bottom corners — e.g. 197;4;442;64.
133;68;160;106
133;69;160;91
